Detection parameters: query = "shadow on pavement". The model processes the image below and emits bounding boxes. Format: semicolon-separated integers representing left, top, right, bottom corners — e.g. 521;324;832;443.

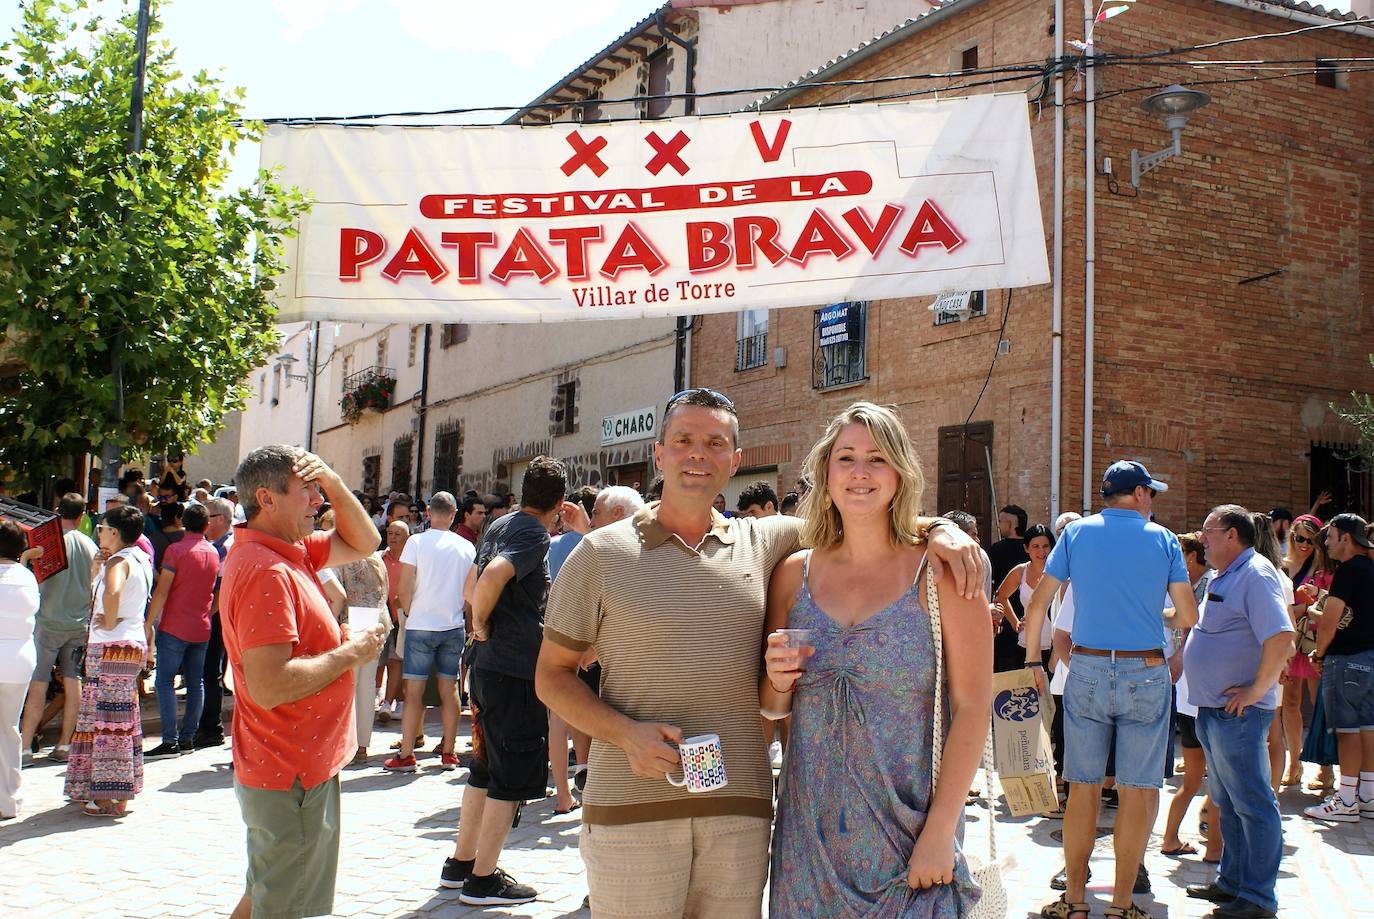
0;801;111;849
159;761;235;793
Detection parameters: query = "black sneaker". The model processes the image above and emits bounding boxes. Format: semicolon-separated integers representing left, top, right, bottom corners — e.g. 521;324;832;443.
145;742;180;759
192;733;225;749
439;857;475;889
1134;862;1150;894
1102;788;1119;808
460;867;537;905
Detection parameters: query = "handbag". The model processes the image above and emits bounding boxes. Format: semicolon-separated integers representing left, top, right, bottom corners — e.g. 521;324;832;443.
927;565;1011;919
1295;590;1335;657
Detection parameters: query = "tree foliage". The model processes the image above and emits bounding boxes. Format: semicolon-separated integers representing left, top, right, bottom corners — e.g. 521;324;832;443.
0;0;308;489
1336;354;1374;468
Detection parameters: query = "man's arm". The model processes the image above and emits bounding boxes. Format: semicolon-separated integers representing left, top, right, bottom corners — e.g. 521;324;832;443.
1313;595;1345;657
1223;631;1295;715
239;627;385;710
919;518;983;600
291;451;380;569
470;557;515;640
536;640;681;779
1021;572;1063;693
397;562;417;616
1166;580;1200;630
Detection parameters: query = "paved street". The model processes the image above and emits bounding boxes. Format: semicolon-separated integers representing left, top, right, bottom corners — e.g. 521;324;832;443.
4;707;1373;918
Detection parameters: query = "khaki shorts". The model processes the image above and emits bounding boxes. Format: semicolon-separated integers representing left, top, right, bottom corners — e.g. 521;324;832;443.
580;815;770;919
234;776;340;919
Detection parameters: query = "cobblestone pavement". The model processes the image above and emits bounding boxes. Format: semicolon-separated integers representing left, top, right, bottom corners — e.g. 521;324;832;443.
4;707;1372;918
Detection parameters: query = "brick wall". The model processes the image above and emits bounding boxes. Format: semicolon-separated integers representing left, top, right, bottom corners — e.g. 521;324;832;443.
691;0;1374;532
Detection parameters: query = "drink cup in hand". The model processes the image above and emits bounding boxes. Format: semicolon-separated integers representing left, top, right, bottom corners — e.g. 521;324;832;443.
766;629;814;692
776;628;814;651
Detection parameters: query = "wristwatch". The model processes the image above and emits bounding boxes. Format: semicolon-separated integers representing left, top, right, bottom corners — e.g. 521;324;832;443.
1024;661;1045;669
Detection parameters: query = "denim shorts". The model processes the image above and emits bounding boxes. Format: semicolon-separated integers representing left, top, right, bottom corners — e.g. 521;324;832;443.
1063;653;1171;788
401;627;465;681
31;626;86;682
1322;649;1374;733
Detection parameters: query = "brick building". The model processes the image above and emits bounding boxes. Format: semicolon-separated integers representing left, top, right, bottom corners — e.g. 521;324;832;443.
690;0;1374;540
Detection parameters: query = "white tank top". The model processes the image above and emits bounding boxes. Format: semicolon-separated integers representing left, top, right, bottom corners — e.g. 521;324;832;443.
89;547;152;644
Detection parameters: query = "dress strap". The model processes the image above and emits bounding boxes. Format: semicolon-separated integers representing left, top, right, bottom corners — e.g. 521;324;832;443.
801;549;814;588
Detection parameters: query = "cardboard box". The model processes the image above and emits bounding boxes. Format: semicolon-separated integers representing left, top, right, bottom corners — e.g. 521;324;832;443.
990;669;1057;816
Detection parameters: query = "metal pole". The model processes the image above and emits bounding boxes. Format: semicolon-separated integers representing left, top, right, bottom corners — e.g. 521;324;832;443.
100;0;153;491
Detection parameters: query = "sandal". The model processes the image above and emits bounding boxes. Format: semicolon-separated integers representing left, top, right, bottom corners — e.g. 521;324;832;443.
554;802;582;815
1104;904;1153;919
1041;894;1090;919
82;801;127;818
1161;842;1198;857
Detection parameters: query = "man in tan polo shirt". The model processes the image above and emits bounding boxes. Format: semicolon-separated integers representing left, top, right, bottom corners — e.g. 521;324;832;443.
538;388;983;919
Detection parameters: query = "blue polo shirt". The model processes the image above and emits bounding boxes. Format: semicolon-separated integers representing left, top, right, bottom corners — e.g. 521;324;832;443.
1183;548;1293;710
1045;508;1189;651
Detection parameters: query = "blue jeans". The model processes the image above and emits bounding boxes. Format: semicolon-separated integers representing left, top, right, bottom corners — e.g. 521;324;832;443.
155;631;208;746
1063;654;1171;788
1196;706;1282;913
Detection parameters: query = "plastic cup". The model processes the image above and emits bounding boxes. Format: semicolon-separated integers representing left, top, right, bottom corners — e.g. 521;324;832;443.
776;628;814;649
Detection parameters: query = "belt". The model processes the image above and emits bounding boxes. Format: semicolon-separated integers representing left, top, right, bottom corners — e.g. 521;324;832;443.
1073;645;1166;663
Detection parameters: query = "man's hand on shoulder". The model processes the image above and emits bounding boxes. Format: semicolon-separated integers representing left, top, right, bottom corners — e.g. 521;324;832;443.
925;521;985;599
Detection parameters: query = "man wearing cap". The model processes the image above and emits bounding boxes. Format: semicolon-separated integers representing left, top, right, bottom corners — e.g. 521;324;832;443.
1183;505;1293;919
1305;513;1374;824
1022;460;1199;919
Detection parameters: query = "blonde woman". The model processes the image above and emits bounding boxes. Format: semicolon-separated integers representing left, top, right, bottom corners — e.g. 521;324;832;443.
763;402;993;917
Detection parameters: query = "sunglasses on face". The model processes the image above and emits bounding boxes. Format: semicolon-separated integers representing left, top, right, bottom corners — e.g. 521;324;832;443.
1292;534;1314;546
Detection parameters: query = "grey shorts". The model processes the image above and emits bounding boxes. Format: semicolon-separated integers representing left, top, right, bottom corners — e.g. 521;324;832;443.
32;627;86;682
235;776;340;919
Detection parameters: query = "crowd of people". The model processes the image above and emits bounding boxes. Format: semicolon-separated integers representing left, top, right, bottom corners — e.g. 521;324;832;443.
1;388;1372;919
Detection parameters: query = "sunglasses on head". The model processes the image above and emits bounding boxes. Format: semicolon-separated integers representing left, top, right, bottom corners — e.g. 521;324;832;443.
666;387;736;413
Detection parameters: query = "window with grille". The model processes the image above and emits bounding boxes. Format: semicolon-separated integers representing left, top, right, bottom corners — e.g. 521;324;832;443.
812;302;868;389
735;309;768;371
432;420;463;495
390;434;414;494
408;326;419;367
440;323;469;348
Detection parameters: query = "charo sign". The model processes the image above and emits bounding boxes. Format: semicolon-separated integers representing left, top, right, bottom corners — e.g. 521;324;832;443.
263;95;1048;323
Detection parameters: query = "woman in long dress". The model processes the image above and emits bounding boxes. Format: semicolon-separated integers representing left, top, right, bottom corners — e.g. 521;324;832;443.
763;402;993;918
65;505;152;817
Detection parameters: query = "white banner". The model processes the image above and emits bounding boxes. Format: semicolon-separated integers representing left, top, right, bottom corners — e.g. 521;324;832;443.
263;96;1049;323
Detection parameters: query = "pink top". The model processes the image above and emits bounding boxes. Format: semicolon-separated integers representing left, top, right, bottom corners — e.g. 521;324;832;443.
157;534;221;643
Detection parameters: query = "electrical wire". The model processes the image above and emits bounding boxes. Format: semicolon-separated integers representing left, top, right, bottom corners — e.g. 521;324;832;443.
243;16;1371;127
963;289;1013;437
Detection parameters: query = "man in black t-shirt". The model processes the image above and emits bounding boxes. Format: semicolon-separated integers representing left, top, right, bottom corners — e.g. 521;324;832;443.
987;504;1029;672
1306;514;1374;823
444;456;575;906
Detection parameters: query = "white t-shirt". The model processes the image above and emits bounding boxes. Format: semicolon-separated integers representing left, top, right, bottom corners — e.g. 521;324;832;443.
89;547;152;645
399;528;475;632
1049;586;1075;695
0;561;40;684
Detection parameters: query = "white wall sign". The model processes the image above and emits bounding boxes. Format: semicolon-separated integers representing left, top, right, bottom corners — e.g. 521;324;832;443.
602;406;657;446
263;95;1049;323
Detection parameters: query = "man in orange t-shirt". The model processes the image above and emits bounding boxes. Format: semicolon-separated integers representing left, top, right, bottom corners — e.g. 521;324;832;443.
221;446;386;919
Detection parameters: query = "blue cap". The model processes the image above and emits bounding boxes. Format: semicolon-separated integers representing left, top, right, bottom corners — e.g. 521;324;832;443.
1100;460;1169;497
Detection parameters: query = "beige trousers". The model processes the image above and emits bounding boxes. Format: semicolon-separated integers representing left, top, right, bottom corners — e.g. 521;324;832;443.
579;815;770;919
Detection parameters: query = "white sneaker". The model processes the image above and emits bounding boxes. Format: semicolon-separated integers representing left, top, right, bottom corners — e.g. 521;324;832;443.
1360;797;1374;818
769;741;783;770
1305;794;1361;823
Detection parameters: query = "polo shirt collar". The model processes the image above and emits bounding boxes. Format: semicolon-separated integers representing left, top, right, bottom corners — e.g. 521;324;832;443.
1215;546;1256;581
633;501;736;550
1100;508;1142;520
234;525;310;564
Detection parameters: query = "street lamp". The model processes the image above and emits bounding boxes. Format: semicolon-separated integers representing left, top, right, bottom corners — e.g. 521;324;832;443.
274;352;309;384
1130;85;1212;188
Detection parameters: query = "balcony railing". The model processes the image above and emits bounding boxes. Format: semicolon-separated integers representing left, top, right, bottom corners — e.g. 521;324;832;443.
340;366;396;423
736;331;768;371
